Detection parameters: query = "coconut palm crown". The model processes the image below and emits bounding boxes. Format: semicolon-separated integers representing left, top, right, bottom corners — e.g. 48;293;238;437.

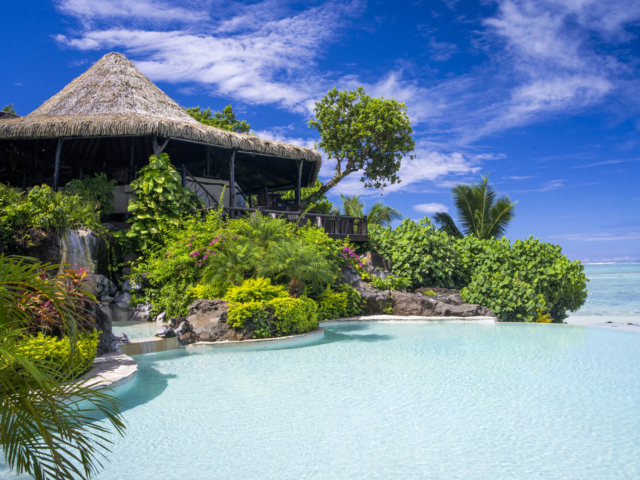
433;175;517;240
339;194;402;227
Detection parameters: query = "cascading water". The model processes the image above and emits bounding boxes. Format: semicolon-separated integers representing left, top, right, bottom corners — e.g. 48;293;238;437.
59;228;99;274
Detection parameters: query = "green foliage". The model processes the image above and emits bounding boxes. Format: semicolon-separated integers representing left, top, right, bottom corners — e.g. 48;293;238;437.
187;283;218;301
2;104;16;114
434;175;517;240
371;275;412;292
186;105;250;133
461;272;543;322
201;240;260;297
316;286;348;321
0;184;103;249
305;87;415;205
336;283;365;316
0;255;125;480
456;236;589;322
266;297;319;337
64;173;116;221
227;301;266;329
369;218;460;289
126;153;202;250
15;331;99;380
225;277;288;304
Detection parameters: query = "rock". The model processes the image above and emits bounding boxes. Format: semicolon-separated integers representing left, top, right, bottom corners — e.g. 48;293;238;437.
131;302;154;322
363;251;392;272
178;331;197;345
121;267;132;275
155;312;167;323
169;316;187;328
390;291;495;317
353;282;390;315
116;332;130;343
25;230;62;266
93;304;118;356
123;253;139;265
114;292;132;310
85;274;110;296
105;280;118;297
100;295;115;304
123;279;143;293
187;299;253;342
155;325;177;338
341;266;362;286
175;321;193;336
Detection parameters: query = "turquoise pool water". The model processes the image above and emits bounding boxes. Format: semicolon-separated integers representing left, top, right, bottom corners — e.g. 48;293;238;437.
112;321;160;339
85;322;640;478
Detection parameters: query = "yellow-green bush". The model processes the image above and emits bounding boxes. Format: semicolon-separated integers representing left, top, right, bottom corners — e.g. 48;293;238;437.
227;301;267;329
266;297;318;337
225;277;288;304
188;283;219;301
317;286;348;321
16;331;99;379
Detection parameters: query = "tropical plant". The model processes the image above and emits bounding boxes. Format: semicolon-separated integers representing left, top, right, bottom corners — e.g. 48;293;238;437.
0;255;125;480
2;104;16;115
305;87;415;205
64;173;117;221
186;105;250;133
282;179;334;214
433;175;517;239
257;238;335;296
234;212;288;248
339;194;402;227
126;153;202;250
201;240;259;296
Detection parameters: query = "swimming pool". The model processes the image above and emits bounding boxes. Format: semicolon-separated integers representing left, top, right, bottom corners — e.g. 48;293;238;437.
86;321;640;479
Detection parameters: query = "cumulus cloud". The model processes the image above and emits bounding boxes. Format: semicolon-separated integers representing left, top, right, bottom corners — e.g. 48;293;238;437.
413;203;448;214
552;232;640;241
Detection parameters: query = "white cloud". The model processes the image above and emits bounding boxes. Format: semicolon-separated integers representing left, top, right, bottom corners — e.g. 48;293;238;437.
56;0;207;24
413;203;448;214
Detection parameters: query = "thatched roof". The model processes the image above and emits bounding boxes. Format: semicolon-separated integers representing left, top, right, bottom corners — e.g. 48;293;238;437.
0;52;321;167
0;111;18;119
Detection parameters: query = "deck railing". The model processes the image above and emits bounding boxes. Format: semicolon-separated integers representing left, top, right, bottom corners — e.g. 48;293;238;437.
222;207;368;242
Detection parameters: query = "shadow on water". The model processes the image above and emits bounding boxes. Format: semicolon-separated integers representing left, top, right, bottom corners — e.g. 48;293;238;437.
322;323;394;344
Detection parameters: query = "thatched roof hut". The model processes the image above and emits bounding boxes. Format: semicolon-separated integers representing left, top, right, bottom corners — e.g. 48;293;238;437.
0;111;18;119
0;53;320;209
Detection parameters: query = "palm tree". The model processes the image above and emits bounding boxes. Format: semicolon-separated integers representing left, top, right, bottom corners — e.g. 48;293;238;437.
2;104;17;115
339;194;402;227
0;255;125;480
433;175;516;239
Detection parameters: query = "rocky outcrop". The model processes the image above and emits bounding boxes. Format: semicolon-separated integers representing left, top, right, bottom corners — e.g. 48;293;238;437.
93;305;118;356
390;291;495;317
155;325;177;338
186;299;254;342
353;282;390;315
362;251;393;277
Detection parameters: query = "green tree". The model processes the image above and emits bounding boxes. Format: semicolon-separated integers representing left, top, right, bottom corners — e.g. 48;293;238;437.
0;255;125;480
186;105;250;133
283;180;334;214
433;175;516;240
2;104;16;115
306;87;415;205
339;194;402;227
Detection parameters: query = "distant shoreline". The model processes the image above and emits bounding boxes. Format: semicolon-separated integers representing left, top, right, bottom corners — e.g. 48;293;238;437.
583;262;640;266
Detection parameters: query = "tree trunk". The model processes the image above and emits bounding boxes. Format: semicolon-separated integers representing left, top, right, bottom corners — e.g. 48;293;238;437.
301;169;355;207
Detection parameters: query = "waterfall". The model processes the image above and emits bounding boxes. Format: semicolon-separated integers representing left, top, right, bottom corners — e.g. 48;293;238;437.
59;229;99;275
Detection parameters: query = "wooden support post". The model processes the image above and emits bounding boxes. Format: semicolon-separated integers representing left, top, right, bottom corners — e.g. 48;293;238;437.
295;160;303;210
79;167;83;180
263;187;269;208
53;138;64;191
229;149;237;212
182;165;187;188
152;135;170;157
206;148;210;176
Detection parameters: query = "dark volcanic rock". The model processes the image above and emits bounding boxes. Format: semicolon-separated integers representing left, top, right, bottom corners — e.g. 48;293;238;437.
116;332;130;343
155;325;177;338
178;331;197;345
363;251;392;272
93;305;118;356
391;291;495;317
187;299;253;342
25;231;62;266
353;282;390;315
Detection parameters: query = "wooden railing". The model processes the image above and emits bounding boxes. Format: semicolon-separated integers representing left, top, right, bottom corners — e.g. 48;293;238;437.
222;207;368;242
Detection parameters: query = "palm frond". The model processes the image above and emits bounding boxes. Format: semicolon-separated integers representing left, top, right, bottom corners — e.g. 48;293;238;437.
451;184;479;237
366;202;402;226
433;212;464;239
339;194;364;217
486;195;517;239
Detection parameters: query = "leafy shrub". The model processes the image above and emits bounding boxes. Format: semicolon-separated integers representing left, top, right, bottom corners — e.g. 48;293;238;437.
126;154;202;250
0;184;102;250
369;218;459;289
371;275;412;292
336;283;365;316
16;331;99;380
225;277;288;304
64;173;117;221
456;236;588;322
461;272;544;322
187;283;219;301
266;297;318;337
317;286;348;321
227;301;266;329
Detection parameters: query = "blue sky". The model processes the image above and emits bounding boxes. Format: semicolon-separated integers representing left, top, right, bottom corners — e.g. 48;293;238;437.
3;0;640;263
